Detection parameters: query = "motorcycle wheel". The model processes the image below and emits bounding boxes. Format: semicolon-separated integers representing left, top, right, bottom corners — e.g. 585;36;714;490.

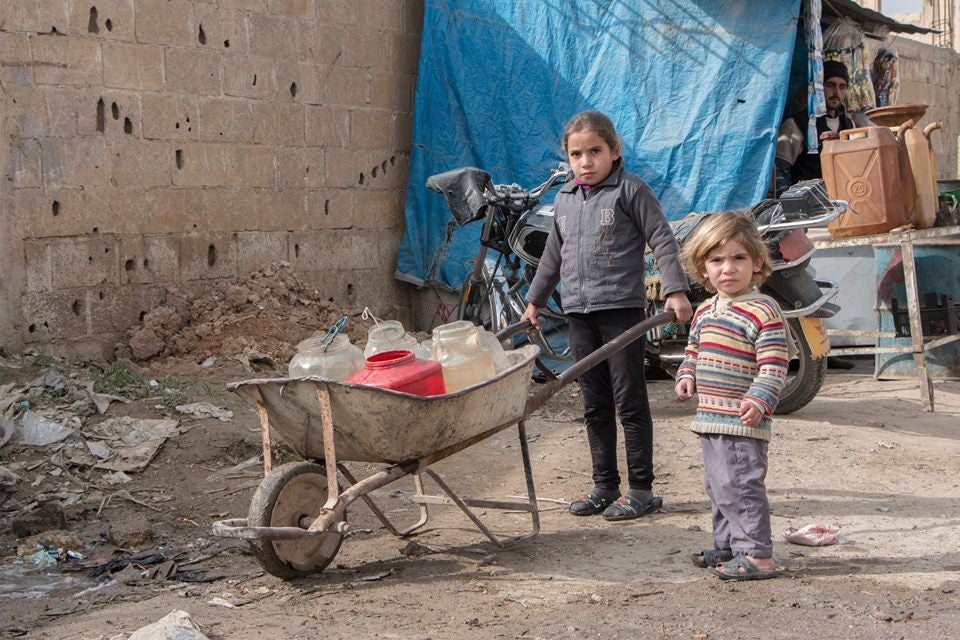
775;318;827;415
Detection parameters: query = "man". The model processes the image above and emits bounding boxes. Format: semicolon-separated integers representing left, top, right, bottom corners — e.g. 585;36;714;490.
774;60;855;194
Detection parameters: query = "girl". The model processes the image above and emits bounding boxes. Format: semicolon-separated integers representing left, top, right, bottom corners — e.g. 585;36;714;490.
521;110;692;521
675;212;790;580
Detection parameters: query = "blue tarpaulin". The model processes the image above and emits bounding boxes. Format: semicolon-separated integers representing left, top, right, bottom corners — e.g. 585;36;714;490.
396;0;802;290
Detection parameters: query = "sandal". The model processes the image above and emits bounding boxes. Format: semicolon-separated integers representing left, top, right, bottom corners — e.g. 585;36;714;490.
569;491;620;516
601;494;662;521
710;554;777;581
691;548;734;568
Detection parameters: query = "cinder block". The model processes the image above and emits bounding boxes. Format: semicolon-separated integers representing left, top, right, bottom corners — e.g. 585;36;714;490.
258;189;309;231
22;290;90;343
315;0;359;25
298;267;410;317
297;22;344;65
217;0;267;11
49;235;119;289
0;1;71;35
68;0;135;41
0;32;33;88
202;187;259;231
305;189;353;229
164;47;222;96
236;230;289;274
390;31;422;76
134;0;195;46
88;283;167;333
352;189;400;230
351;229;400;269
193;3;249;53
305;105;350;147
23;238;52;293
267;0;314;20
40;137;112;187
403;0;425;34
180;232;238;281
172;143;229;188
30;33;102;86
288;229;355;271
6;139;42;188
349;108;394;149
276;60;322;104
222;54;277;100
248;14;300;60
119;235;180;284
339;28;392;68
103;42;164;90
198;97;255;142
369;68;405;111
325;65;370;106
253;102;305;146
110;138;172;188
77;88;142;137
138;187;192;234
324;148;388;189
231;144;276;189
277;148;325;190
18;187;87;239
141;93;200;141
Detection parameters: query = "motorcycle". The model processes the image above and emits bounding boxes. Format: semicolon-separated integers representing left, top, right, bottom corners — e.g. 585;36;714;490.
427;166;844;414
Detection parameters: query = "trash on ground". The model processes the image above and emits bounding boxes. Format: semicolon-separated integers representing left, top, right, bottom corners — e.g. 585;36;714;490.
68;417;180;473
781;523;850;546
174;402;233;422
20;411;75;446
127;610;210;640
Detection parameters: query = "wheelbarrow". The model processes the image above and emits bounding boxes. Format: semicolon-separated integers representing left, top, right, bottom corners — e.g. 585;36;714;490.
212;312;675;578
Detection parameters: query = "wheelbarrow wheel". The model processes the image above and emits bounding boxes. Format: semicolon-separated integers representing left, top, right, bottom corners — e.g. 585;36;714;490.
247;461;344;579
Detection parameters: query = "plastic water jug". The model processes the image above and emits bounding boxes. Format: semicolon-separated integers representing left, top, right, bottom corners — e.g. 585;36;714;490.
288;334;364;380
823;125;915;237
902;121;941;229
431;320;496;392
346;350;445;396
364;320;430;359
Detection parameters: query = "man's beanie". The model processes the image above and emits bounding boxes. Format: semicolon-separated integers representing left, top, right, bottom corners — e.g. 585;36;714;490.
823;60;849;84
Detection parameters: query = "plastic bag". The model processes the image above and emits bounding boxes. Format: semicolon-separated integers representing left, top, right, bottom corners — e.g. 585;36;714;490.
824;17;876;112
781;523;849;546
871;35;900;108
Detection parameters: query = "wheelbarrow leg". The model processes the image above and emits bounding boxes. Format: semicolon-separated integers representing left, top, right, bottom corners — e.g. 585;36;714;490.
336;463;431;537
415;419;541;549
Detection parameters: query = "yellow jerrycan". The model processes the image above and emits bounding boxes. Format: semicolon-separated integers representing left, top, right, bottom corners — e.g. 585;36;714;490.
901;121;941;229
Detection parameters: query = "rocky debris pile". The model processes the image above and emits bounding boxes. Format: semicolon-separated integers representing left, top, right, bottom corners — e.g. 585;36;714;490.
119;263;358;364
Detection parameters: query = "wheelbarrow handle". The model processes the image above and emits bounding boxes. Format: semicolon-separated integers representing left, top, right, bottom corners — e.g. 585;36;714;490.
495;320;534;342
523;311;677;417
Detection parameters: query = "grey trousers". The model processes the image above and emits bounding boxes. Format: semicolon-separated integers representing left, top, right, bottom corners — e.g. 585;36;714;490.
700;433;772;558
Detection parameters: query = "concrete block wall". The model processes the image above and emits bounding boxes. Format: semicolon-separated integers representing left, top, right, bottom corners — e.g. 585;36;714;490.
0;0;423;358
893;38;960;179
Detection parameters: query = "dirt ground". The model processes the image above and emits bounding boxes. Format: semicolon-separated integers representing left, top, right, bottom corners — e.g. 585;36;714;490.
2;352;959;640
1;268;959;639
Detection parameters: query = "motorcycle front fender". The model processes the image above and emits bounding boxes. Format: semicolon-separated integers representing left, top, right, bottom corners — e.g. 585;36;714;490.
797;316;829;359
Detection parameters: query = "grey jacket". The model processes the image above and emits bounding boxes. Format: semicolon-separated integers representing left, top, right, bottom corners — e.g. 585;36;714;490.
525;160;688;314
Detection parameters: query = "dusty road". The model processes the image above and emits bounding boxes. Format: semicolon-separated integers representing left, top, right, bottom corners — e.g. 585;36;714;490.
2;354;959;640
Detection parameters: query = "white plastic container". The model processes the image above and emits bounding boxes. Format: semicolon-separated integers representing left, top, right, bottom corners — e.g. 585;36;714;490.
364;320;430;359
288;334;364;380
431;320;497;392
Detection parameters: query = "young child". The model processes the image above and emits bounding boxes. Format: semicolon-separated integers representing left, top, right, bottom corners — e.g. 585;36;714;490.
521;110;692;521
674;212;790;581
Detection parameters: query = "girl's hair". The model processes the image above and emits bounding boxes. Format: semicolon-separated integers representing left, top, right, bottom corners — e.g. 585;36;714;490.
681;212;772;293
562;110;621;153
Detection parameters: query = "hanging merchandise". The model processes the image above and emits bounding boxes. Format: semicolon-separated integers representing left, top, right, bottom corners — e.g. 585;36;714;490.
871;36;900;108
823;17;876;113
804;0;826;152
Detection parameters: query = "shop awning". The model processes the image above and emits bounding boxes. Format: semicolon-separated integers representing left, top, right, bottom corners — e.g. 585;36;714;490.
822;0;939;35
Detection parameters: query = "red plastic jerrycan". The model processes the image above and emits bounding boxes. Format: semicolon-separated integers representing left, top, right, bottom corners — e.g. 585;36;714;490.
346;350;446;396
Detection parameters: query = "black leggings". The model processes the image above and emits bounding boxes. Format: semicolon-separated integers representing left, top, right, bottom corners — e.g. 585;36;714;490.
567;308;653;492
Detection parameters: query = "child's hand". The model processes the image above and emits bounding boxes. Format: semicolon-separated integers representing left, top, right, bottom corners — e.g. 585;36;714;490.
520;303;542;329
675;378;695;400
739;401;764;427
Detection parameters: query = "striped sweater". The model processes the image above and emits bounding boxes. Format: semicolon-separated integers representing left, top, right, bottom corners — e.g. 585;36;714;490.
676;293;790;441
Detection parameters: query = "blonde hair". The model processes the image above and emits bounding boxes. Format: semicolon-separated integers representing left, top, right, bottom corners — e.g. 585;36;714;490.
562;110;621;154
681;212;772;293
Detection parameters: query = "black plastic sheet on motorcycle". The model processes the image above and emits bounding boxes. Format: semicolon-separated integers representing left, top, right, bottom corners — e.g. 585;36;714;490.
396;0;802;290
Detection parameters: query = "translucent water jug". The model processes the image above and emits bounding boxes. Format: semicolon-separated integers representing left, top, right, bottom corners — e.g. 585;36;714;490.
431;320;497;392
288;334;364;380
364;320;430;359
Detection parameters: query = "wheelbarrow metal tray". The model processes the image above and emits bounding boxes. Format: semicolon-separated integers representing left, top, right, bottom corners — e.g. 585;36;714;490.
227;345;540;464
